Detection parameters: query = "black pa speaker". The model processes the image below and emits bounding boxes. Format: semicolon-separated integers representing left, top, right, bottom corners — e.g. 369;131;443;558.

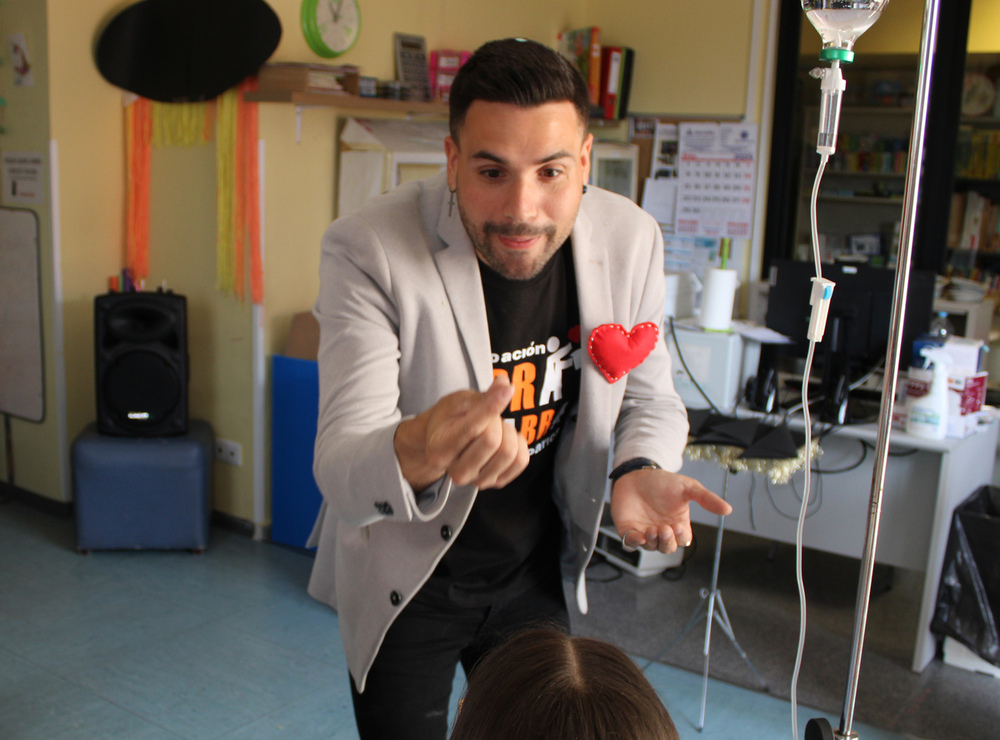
95;291;188;436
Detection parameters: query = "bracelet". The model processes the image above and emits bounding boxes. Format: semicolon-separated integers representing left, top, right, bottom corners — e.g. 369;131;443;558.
608;457;661;482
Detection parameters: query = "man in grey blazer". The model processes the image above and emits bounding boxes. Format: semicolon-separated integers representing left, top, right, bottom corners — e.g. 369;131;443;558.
308;38;731;739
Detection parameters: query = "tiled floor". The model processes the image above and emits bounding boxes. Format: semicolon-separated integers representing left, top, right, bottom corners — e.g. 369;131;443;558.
0;499;914;739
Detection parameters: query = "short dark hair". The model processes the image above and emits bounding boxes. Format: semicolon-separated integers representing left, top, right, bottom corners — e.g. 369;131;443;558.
448;38;591;143
449;628;680;740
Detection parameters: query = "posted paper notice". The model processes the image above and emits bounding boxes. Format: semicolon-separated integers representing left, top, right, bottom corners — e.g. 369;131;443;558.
2;152;46;206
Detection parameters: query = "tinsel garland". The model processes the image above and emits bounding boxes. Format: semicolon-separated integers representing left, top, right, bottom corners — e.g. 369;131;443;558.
684;441;823;485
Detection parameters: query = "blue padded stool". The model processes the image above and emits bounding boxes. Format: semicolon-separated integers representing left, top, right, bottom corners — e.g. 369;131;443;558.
73;420;213;553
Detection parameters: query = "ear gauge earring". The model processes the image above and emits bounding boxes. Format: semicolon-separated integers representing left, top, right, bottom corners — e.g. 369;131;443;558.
448;187;457;217
583;185;588;194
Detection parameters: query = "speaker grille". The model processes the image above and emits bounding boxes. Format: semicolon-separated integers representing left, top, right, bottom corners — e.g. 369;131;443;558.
95;292;188;436
102;351;182;426
104;303;180;347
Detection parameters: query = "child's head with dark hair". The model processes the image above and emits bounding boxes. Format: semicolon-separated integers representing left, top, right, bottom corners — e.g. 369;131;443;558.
448;38;591;144
450;628;679;740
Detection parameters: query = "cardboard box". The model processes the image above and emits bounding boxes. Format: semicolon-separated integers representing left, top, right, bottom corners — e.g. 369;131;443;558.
947;370;988;438
257;62;359;95
896;368;988;438
911;335;987;374
944;336;987;374
283;311;320;362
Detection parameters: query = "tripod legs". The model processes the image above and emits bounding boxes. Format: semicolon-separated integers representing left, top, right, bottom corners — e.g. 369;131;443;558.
646;468;769;730
698;587;769;727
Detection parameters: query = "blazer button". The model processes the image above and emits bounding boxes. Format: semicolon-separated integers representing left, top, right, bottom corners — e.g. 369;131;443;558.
440;525;452;541
390;591;402;606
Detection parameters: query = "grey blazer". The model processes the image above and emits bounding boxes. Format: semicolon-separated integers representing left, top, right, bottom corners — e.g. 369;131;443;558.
308;173;688;691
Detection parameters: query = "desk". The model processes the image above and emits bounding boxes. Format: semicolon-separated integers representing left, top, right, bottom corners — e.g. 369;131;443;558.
685;416;999;672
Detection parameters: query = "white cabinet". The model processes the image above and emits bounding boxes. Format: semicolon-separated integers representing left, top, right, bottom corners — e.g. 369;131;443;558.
933;296;994;342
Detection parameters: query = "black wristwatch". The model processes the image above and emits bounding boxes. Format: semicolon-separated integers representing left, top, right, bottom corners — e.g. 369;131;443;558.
608;457;661;482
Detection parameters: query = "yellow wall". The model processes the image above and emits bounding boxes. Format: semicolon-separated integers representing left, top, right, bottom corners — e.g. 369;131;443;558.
0;1;58;495
16;0;774;526
801;0;1000;57
969;0;1000;52
587;0;755;117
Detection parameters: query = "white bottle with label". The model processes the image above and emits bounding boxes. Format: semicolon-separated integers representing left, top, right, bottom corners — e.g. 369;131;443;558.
906;346;951;440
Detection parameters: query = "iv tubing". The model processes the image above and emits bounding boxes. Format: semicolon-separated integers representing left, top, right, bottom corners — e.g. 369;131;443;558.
790;149;828;740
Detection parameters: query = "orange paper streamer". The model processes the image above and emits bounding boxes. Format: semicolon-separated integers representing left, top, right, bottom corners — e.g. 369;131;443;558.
124;86;261;303
125;97;152;281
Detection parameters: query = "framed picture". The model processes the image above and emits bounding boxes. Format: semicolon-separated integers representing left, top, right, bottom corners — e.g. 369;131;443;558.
590;142;639;202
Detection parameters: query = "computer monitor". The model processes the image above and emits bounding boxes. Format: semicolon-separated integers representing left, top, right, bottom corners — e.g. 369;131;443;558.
758;260;936;424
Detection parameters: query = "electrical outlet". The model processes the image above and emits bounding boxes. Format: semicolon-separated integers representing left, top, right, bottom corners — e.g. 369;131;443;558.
215;438;242;466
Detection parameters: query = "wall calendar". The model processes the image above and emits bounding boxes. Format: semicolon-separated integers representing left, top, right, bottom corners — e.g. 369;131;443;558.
675;122;757;239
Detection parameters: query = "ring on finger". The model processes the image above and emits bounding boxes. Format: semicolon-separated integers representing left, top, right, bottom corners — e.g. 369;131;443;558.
621;529;639;553
674;531;692;549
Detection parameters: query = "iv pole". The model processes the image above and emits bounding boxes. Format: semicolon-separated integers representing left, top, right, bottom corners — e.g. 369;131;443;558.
803;0;942;737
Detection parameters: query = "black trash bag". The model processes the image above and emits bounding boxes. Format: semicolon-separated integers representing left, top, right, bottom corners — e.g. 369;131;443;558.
931;485;1000;668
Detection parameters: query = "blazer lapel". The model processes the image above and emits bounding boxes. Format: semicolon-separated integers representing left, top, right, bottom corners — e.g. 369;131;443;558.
571;208;614;355
435;196;494;392
570;207;616;453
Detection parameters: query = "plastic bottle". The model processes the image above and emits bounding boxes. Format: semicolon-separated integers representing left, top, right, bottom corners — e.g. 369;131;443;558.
929;311;953;341
906;346;952;440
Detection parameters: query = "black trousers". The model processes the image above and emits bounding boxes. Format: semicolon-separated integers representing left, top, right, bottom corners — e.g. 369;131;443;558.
349;571;570;740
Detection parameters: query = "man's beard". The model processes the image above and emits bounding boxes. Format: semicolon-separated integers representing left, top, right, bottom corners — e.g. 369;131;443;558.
458;205;563;281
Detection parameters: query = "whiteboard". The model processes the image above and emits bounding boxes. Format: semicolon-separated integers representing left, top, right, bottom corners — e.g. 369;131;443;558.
0;207;44;421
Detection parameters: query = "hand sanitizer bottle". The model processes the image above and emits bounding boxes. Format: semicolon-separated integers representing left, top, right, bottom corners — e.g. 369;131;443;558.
906;346;951;440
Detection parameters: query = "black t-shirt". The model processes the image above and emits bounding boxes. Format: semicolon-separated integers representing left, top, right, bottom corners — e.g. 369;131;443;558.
421;244;582;608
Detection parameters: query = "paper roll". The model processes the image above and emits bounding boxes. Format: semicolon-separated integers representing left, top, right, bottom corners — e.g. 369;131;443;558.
698;267;738;331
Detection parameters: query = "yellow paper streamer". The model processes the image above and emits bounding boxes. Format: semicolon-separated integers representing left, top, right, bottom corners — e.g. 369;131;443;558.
215;89;238;295
124;90;259;302
151;101;213;147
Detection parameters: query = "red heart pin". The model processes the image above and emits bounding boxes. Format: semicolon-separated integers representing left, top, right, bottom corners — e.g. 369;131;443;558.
587;322;659;383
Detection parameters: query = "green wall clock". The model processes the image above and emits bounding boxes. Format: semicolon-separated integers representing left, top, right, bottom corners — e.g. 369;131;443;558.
301;0;361;58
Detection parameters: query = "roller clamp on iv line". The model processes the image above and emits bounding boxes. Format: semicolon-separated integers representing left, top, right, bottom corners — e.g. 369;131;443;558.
808;277;836;343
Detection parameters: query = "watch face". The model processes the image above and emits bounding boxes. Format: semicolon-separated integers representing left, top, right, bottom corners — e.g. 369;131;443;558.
303;0;360;58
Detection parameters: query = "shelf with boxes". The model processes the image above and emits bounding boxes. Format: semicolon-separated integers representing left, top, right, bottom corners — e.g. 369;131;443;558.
790;53;918;263
244;88;448;115
946;179;1000;277
943;55;1000;277
246;62;448;142
810;169;906;208
797;104;912;261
